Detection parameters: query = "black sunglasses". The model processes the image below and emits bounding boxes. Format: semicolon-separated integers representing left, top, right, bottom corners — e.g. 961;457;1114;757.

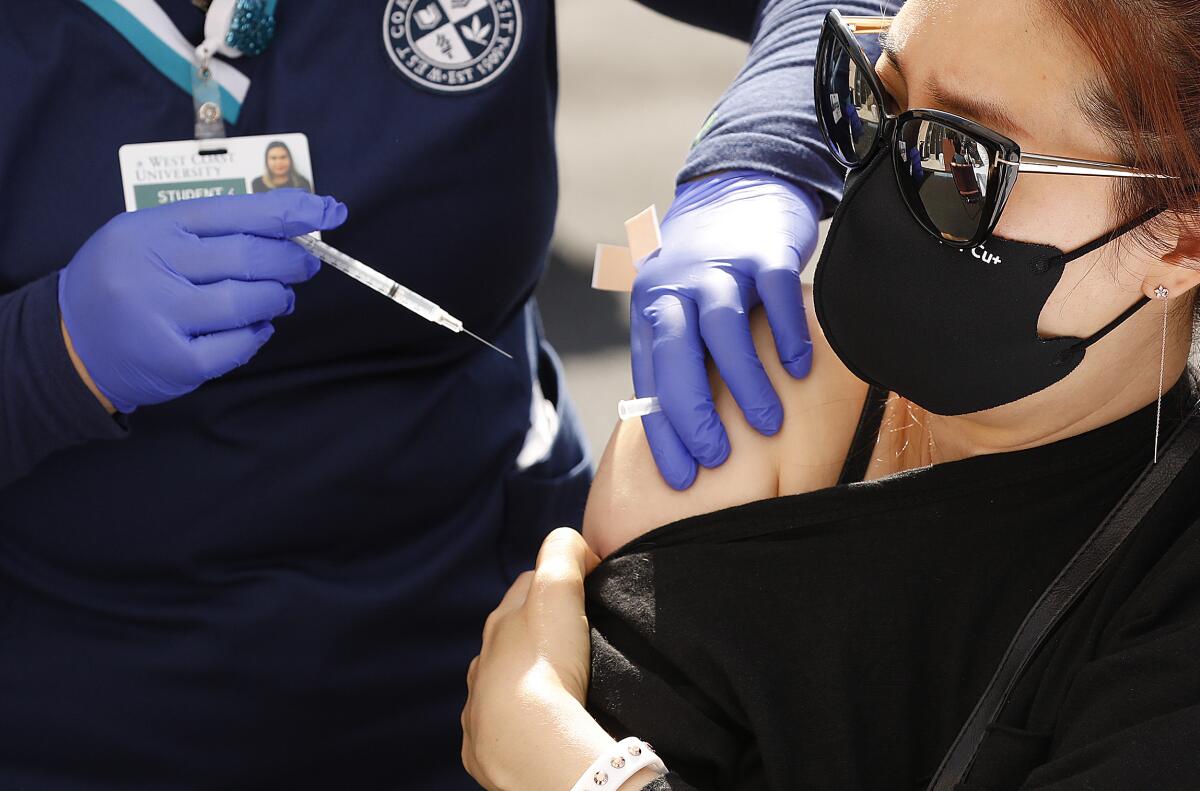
814;10;1173;249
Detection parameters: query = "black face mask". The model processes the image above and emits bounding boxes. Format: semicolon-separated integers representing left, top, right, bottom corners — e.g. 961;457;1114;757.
813;152;1157;416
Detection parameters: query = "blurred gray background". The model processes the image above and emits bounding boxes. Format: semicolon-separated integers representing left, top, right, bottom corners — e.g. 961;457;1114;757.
538;0;747;458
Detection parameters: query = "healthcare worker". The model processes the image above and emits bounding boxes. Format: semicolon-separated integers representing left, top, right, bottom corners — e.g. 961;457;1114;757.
0;0;872;788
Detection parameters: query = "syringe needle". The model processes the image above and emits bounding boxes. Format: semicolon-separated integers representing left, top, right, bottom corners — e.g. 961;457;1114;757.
292;234;514;360
463;327;514;360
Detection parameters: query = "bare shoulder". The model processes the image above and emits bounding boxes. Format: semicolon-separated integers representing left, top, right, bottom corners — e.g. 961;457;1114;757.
582;286;869;559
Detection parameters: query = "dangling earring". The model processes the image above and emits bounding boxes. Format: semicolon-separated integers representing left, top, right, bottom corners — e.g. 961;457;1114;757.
1153;284;1170;464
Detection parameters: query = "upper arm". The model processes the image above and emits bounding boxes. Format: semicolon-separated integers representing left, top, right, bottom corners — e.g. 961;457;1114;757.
583;286;868;558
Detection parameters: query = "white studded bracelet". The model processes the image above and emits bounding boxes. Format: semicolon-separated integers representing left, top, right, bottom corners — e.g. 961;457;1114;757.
570;737;667;790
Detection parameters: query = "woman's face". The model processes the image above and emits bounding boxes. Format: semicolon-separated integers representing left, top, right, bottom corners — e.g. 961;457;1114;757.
267;147;292;178
876;0;1155;338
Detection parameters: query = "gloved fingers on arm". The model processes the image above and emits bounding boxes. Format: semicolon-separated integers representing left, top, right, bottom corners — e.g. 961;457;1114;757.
696;277;784;437
187;320;276;381
643;292;731;472
177;235;321;285
631;301;699;491
156;190;348;239
178;279;296;336
756;266;813;379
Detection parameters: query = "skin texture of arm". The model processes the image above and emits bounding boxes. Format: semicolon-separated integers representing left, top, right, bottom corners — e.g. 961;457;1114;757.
62;317;115;414
584;285;869;559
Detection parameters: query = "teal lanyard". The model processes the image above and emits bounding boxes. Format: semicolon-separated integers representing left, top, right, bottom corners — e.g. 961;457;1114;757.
76;0;278;125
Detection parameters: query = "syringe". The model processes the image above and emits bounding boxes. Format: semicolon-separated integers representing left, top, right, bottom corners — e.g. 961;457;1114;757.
291;234;512;360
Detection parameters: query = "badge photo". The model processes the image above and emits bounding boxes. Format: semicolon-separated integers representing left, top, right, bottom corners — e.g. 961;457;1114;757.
382;0;523;94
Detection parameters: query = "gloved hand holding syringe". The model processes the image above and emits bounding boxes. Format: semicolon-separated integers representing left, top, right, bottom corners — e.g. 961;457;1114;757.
291;234;512;360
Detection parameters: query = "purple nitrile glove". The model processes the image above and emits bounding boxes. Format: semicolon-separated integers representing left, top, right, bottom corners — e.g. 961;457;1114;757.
630;170;822;490
58;189;348;414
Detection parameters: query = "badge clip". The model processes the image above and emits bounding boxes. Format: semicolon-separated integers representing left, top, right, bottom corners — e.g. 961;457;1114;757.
191;57;226;141
192;0;240;141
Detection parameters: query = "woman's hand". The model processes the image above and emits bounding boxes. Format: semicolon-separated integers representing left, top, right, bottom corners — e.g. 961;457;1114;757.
462;528;661;791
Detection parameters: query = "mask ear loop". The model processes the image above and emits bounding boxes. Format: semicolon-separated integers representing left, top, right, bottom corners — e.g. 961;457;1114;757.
1048;206;1167;365
1039;207;1166;273
1051;295;1150;367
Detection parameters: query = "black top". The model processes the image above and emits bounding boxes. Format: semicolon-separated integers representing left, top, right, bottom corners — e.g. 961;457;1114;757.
585;380;1200;790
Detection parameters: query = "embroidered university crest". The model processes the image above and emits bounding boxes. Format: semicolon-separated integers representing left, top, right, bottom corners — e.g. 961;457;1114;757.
383;0;522;93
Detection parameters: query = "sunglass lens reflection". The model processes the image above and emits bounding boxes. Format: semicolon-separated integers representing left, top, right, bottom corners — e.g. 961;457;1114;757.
820;33;885;165
896;118;992;243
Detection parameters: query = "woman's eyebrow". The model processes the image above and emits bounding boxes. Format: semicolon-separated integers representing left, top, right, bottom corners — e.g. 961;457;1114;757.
880;35;904;71
879;36;1033;141
924;81;1033;140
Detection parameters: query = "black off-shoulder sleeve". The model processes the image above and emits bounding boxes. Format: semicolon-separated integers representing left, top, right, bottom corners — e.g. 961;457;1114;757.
586;551;750;790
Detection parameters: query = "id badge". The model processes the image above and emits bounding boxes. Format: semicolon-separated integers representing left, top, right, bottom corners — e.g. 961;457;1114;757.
118;133;317;213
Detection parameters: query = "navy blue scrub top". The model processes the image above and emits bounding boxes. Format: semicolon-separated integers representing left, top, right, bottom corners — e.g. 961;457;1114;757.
0;2;575;788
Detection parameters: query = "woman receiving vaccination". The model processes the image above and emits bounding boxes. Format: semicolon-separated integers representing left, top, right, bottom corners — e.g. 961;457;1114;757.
462;0;1200;788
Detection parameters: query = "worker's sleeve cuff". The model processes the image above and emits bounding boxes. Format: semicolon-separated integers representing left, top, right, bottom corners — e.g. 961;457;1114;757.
35;272;129;439
0;272;127;488
679;132;844;219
